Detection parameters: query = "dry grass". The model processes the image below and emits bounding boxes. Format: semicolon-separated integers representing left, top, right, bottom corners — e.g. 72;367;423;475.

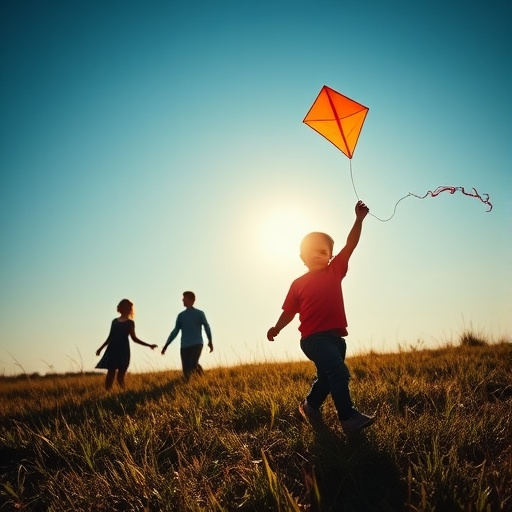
1;337;510;511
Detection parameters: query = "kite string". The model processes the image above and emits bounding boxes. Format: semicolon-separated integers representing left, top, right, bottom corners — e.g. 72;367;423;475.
349;160;411;222
349;159;360;201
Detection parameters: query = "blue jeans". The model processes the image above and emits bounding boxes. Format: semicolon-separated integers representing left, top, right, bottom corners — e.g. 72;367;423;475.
300;331;354;421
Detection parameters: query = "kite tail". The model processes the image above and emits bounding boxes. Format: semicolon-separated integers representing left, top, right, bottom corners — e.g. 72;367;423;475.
349;162;493;221
409;186;493;212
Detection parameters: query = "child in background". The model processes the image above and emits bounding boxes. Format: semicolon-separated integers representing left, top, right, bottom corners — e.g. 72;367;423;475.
267;200;375;434
96;299;157;390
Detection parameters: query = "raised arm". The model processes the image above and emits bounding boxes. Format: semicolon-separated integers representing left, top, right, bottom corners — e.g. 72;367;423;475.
341;200;369;259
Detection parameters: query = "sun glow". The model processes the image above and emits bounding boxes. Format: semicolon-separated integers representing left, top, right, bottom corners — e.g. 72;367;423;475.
259;208;312;261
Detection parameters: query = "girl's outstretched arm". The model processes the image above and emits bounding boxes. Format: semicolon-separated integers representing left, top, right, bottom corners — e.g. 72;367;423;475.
129;323;157;349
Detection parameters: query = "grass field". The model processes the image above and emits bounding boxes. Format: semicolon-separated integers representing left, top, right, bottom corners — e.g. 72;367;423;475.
1;337;510;511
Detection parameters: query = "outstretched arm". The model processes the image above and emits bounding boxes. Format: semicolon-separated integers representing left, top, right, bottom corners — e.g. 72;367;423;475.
267;311;296;341
161;319;180;355
129;323;157;350
341;200;369;259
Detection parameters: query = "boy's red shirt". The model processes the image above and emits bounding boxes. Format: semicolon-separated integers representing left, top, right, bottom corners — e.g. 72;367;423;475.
282;250;349;340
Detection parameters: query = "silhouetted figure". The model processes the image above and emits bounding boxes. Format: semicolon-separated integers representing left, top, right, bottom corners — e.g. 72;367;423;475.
161;291;213;380
267;201;375;434
96;299;157;390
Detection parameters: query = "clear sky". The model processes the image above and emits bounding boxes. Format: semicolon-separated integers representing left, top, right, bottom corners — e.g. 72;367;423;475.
1;0;510;376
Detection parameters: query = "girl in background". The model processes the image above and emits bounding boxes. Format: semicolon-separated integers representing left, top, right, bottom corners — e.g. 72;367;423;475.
96;299;157;390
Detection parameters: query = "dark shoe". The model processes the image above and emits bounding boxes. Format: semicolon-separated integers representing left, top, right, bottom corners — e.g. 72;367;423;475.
298;400;323;424
340;410;375;434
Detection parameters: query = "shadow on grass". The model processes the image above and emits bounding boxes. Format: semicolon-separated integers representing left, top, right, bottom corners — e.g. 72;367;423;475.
2;375;184;428
306;425;406;512
0;375;185;474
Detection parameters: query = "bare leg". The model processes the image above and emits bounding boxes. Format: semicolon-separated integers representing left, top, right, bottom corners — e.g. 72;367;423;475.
105;369;116;390
117;368;127;389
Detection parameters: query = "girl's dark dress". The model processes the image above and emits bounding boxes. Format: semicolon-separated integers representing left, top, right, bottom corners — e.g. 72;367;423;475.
96;319;133;370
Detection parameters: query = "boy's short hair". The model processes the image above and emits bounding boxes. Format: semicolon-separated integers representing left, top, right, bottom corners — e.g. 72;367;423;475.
300;232;334;255
183;291;196;301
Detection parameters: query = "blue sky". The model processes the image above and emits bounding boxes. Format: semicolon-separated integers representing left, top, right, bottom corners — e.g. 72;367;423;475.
1;0;510;376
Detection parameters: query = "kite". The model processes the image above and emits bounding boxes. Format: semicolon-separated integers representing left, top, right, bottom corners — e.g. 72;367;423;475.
303;85;492;220
303;85;369;159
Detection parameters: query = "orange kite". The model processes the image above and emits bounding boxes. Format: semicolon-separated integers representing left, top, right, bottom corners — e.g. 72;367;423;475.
303;85;368;159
